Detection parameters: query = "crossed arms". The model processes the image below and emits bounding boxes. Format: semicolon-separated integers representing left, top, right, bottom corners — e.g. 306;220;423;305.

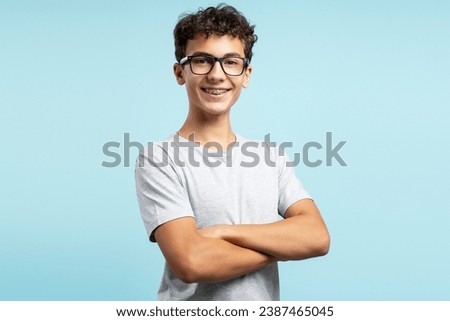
154;198;330;284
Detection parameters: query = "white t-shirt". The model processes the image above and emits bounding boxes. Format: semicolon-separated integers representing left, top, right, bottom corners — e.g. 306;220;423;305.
135;133;311;300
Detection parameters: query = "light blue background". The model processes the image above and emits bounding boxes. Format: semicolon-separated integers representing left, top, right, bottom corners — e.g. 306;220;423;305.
1;0;449;300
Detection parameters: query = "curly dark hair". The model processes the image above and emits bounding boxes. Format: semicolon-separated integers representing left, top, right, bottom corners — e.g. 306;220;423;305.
174;4;257;63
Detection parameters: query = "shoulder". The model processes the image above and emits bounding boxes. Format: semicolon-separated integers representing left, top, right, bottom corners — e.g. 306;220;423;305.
137;134;178;168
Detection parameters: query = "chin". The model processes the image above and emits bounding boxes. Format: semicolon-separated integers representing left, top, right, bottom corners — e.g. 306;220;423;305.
196;101;233;116
203;105;232;116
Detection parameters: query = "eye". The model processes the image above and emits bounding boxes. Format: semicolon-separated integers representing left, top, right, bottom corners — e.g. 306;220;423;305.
191;56;211;65
223;58;241;66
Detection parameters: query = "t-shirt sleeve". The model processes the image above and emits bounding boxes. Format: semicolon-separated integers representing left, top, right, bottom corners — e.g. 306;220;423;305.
135;144;194;242
277;149;312;217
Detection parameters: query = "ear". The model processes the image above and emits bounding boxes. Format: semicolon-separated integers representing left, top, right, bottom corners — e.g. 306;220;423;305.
173;63;185;85
242;65;252;88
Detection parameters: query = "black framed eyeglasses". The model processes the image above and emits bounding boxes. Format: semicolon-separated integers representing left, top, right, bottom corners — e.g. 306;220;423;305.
179;55;249;76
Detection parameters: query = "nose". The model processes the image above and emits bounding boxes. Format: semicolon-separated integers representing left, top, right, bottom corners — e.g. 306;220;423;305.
207;60;226;81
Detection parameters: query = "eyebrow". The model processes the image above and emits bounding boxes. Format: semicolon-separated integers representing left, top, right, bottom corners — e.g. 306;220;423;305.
189;51;243;58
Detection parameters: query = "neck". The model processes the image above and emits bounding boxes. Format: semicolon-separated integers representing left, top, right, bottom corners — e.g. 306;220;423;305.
178;110;235;150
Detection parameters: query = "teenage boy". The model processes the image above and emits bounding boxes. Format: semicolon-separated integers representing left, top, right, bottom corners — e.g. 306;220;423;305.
135;4;330;300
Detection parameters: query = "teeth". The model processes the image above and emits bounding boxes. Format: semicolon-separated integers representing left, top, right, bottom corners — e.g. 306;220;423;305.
203;88;228;95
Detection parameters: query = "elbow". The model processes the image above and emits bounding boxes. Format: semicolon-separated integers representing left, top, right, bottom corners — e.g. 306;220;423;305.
293;230;330;260
176;270;197;284
171;259;199;284
287;235;330;261
314;230;331;257
169;252;205;284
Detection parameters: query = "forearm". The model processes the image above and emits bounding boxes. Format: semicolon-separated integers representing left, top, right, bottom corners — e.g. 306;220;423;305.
223;215;329;260
154;218;275;284
185;234;276;283
201;202;330;262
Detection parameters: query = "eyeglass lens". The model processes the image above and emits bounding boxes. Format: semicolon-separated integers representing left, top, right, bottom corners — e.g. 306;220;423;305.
190;56;245;76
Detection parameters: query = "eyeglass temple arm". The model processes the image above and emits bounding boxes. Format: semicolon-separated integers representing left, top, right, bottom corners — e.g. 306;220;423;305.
179;57;189;65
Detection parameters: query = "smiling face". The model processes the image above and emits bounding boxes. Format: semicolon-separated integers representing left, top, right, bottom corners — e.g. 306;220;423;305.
174;33;252;118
